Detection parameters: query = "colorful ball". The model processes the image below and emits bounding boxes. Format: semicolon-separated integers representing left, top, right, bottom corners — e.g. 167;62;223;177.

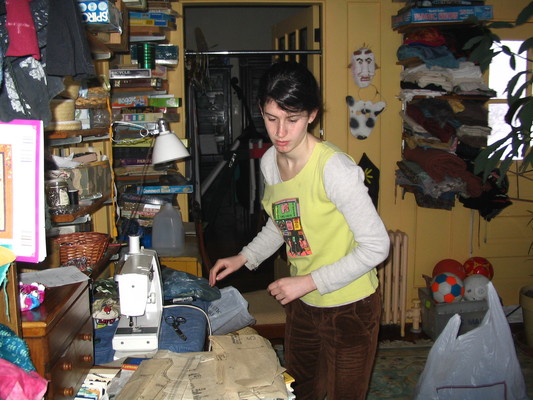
463;257;494;280
432;258;466;280
464;274;490;301
430;272;465;303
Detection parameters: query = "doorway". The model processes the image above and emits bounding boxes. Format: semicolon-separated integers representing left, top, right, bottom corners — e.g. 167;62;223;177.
183;4;322;291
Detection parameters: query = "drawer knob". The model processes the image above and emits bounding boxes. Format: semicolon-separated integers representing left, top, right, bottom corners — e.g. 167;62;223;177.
60;362;73;371
79;333;92;341
62;387;74;396
82;355;93;363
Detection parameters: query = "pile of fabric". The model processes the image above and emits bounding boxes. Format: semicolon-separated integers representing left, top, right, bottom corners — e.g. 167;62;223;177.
396;26;511;219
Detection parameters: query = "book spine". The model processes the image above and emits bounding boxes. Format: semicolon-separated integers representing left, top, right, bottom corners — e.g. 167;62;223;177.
109;69;152;79
112;78;163;89
121;112;164;122
130;19;177;29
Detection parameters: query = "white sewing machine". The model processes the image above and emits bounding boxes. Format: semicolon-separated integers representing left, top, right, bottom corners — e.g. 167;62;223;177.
112;236;163;359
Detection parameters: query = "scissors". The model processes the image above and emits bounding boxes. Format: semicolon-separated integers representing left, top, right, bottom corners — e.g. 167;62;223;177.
165;315;187;341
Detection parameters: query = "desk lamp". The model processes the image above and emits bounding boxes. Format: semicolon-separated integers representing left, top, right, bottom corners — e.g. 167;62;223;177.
152;118;190;164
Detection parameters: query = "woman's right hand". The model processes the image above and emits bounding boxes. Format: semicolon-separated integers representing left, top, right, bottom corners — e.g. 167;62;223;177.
209;254;247;286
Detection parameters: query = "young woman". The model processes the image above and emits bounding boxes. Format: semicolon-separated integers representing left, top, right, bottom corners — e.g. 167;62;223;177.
209;61;390;400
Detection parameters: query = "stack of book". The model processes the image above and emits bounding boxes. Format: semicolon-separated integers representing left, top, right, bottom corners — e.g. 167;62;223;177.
129;1;180;41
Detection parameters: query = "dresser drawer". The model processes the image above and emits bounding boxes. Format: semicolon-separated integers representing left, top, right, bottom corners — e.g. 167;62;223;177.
22;281;94;399
47;288;91;368
50;317;94;399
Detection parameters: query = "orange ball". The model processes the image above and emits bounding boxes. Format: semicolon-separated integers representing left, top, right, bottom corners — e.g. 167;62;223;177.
432;259;466;280
463;256;494;280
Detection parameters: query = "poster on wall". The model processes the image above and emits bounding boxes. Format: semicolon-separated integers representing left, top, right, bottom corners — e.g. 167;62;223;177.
0;120;45;263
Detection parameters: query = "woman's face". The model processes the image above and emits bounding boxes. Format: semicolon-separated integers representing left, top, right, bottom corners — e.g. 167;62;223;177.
261;100;317;154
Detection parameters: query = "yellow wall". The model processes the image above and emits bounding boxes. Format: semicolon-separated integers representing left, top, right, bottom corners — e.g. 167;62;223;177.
176;0;533;306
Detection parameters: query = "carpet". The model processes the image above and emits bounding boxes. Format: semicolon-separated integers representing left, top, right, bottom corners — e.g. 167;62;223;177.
367;339;533;400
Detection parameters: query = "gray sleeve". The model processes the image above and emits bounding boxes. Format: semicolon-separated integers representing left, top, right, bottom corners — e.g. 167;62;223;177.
310;153;390;294
240;218;285;270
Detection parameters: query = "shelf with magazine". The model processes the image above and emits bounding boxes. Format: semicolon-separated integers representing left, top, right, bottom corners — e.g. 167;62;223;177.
392;4;505;214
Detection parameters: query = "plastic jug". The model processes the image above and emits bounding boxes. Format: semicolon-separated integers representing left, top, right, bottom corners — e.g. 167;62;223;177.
151;203;185;256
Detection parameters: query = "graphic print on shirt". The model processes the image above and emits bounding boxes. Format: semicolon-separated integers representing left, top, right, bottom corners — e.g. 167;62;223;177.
272;198;312;257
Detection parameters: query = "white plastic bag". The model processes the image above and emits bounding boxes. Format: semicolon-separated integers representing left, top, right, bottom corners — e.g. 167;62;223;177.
414;281;529;400
207;286;256;335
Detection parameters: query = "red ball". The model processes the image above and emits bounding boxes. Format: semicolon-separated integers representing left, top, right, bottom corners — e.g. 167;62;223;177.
463;257;494;280
432;259;466;281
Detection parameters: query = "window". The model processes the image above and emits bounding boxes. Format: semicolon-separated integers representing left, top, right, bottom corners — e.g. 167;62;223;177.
487;40;529;157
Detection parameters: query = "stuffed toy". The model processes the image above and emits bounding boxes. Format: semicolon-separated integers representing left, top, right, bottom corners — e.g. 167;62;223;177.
19;282;45;312
346;95;386;139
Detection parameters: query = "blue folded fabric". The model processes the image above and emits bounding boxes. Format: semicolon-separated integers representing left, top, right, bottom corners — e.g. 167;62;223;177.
94;299;210;365
397;44;460;68
0;324;35;372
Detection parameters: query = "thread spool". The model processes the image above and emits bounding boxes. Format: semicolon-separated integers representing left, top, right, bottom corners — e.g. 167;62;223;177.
129;235;141;254
136;43;156;70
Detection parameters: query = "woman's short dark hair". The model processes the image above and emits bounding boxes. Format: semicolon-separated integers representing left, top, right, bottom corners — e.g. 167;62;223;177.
258;61;322;117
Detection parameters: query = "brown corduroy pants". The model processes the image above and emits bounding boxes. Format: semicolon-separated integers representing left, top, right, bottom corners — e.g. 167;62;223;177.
284;291;382;400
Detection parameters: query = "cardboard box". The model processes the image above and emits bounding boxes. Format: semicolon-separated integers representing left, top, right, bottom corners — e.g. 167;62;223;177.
148;96;182;108
136;185;193;194
392;5;493;29
78;0;122;32
60;160;112;201
111;94;150;108
419;287;487;340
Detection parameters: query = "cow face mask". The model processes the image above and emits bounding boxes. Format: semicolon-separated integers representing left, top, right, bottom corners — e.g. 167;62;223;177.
346;95;386;140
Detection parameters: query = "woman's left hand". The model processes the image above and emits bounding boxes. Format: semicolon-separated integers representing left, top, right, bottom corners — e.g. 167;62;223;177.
267;275;317;305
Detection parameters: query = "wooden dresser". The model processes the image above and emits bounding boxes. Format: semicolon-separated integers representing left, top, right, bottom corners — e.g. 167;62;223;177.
21;281;93;399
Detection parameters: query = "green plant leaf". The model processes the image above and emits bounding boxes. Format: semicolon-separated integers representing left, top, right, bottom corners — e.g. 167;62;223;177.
502;45;513;55
474;138;508;175
516;1;533;25
518;37;533;54
463;35;485;50
517;98;533;133
521;146;533;171
489;21;515;29
499;157;514;179
510;54;517;70
506;72;528;102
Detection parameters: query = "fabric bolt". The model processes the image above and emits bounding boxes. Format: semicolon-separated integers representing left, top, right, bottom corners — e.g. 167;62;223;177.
459;169;513;221
397;160;467;199
398;89;444;102
0;0;61;124
455;100;489;126
0;359;48;400
403;27;446;47
397;44;460;68
284;291;381;400
5;0;40;59
403;146;483;197
405;102;456;143
0;324;35;372
46;0;95;79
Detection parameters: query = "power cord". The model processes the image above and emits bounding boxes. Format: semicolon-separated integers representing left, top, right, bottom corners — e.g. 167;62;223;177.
162;303;213;351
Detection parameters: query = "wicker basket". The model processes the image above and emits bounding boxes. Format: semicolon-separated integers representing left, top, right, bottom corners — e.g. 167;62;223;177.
54;232;110;267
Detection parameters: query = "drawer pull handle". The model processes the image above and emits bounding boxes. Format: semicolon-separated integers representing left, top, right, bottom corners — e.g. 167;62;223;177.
79;333;92;341
82;355;93;363
60;362;73;371
62;387;74;396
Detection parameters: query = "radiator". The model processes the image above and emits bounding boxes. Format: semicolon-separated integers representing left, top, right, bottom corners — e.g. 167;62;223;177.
378;230;409;337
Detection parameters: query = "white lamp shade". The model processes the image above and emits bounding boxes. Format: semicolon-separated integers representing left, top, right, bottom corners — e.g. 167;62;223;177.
152;131;190;164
